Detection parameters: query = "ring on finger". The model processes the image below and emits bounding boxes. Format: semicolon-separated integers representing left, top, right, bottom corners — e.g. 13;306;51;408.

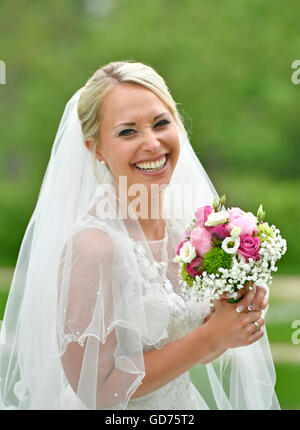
253;321;260;331
247;303;256;311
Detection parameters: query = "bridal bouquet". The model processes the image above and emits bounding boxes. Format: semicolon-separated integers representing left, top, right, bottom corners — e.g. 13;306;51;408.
173;196;287;304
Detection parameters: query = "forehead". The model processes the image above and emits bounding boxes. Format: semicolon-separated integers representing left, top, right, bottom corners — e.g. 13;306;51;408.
99;82;169;125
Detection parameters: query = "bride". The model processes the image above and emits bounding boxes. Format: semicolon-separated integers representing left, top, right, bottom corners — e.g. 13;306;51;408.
0;60;279;410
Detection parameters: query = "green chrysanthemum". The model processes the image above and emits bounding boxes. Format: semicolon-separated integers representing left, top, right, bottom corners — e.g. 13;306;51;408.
181;264;194;287
202;246;232;274
257;223;274;243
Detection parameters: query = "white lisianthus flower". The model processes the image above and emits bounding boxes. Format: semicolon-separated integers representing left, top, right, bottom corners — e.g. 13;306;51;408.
232;252;246;266
230;226;242;239
205;210;229;227
179;241;197;263
221;236;240;255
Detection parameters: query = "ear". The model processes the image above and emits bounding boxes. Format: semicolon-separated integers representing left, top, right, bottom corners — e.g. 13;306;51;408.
84;140;105;163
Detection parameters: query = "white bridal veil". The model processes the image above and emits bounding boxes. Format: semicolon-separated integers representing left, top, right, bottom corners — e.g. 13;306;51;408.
0;87;279;409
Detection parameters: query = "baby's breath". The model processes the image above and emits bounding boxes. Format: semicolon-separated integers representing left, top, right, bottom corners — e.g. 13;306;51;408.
180;222;287;306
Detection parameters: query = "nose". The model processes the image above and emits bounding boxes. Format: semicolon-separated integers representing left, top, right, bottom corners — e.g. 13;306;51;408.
140;129;160;152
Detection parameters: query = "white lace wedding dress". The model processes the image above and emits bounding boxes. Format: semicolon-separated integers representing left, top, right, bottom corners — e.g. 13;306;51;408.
62;221;211;410
124;231;211;410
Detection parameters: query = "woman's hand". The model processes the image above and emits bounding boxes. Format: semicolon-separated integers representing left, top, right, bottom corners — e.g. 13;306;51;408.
231;282;269;313
205;283;266;351
206;303;264;351
204;282;268;322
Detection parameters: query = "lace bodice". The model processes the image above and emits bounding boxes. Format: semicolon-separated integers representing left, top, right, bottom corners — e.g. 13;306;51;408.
123;224;211;410
131;234;210;351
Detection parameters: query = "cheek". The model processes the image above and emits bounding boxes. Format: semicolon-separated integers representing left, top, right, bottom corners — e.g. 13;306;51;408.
102;139;132;172
169;131;180;161
113;153;132;174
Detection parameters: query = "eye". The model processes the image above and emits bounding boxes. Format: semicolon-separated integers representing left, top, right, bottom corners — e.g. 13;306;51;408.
118;128;135;137
154;119;170;128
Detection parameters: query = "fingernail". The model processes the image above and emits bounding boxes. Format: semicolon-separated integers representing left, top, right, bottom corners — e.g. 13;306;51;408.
236;305;244;313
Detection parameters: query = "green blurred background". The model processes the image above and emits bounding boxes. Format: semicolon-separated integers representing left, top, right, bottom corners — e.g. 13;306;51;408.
0;0;299;409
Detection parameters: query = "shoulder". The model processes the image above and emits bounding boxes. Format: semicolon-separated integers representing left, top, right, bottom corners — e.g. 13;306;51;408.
59;218;115;271
71;227;114;263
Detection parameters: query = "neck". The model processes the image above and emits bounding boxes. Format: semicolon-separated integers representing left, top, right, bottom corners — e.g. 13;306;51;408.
138;217;167;242
136;189;166;241
116;183;166;241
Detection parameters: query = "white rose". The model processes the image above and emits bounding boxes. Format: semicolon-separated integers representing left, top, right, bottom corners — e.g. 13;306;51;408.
205;210;229;227
179;241;197;263
221;236;240;255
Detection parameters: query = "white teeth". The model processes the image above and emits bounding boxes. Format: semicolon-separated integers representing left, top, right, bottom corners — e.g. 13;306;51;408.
135;155;166;171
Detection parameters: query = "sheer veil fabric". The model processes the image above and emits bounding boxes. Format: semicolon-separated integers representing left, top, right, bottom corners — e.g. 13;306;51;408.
0;88;279;409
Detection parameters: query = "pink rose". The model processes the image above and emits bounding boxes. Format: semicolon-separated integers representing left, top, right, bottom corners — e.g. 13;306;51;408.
195;205;213;227
228;207;258;235
205;223;231;239
238;234;261;262
176;230;191;255
228;207;245;220
186;257;203;277
190;227;212;257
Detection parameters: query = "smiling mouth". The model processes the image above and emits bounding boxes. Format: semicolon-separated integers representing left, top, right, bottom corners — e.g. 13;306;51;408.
134;154;167;172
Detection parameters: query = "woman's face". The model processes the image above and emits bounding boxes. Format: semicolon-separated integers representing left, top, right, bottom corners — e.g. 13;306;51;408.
90;82;180;193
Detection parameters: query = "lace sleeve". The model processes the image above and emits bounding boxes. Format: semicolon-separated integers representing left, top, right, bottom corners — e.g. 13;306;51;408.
57;228;144;409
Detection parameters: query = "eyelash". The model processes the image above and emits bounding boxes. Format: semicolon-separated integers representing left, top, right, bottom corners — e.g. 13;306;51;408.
118;119;171;137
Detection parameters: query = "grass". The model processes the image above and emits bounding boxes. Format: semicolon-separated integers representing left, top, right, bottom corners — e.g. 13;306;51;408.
190;361;300;410
274;363;300;410
267;323;295;344
266;297;300;344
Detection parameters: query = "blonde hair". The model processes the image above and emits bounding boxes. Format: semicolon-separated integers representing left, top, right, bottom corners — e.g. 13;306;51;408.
77;60;186;182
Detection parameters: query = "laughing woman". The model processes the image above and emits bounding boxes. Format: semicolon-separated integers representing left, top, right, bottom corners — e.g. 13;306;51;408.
0;61;279;410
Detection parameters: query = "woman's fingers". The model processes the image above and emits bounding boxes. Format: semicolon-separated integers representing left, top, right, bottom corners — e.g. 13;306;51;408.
213;282;268;320
247;325;264;344
246;314;265;344
235;283;257;313
261;297;269;309
243;310;262;326
246;317;265;334
235;282;269;313
246;285;268;311
235;283;253;300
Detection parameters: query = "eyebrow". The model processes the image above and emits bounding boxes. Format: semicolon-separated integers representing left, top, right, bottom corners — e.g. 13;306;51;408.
113;112;170;129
